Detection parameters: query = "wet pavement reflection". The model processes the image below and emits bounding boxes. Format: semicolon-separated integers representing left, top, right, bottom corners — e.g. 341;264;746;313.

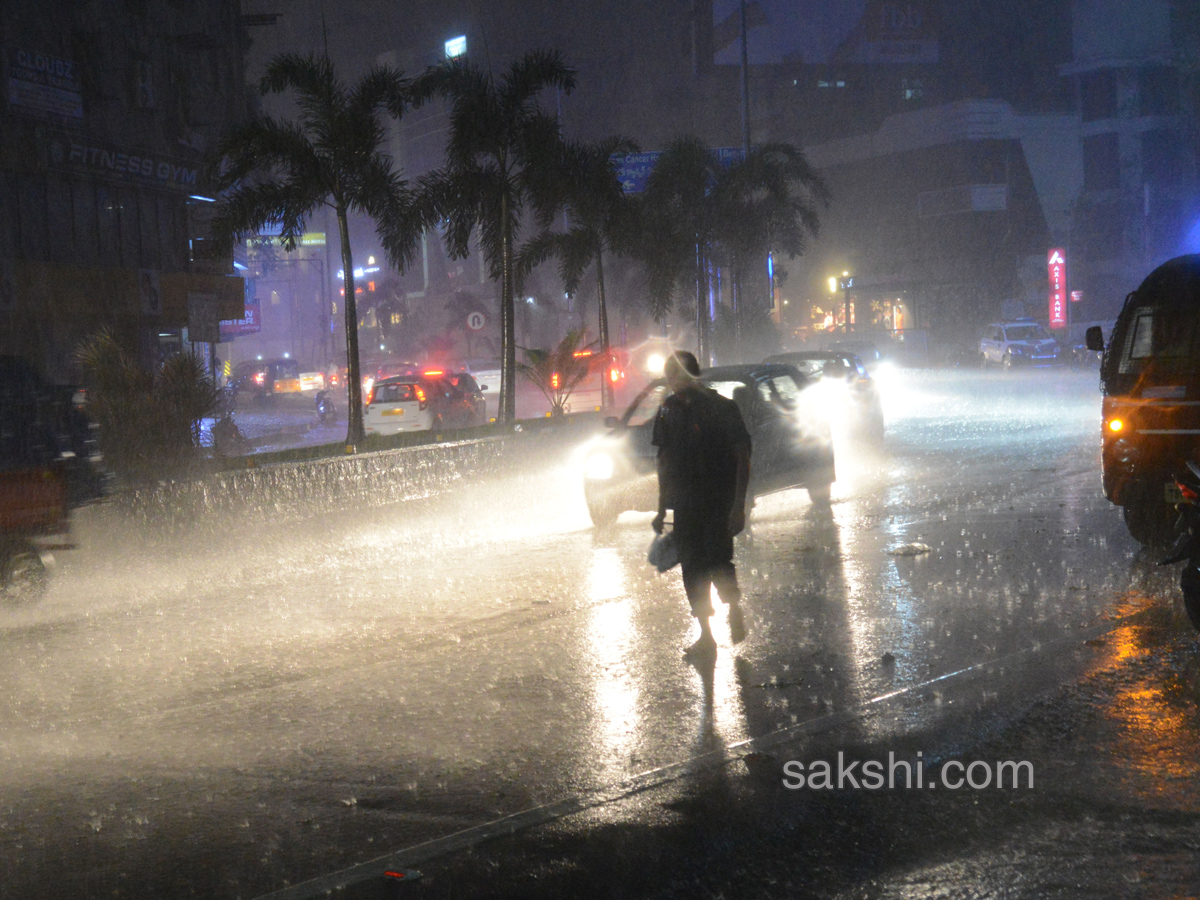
1;366;1184;898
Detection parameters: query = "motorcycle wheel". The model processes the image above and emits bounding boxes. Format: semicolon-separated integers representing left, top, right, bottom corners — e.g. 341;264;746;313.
1122;496;1176;547
1181;567;1200;632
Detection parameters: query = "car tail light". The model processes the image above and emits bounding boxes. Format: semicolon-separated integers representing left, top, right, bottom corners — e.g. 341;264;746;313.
415;385;427;409
365;388;374;405
423;369;444;377
609;367;623;383
253;373;265;385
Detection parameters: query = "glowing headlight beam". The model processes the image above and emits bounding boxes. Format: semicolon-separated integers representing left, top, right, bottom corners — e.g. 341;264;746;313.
585;453;614;480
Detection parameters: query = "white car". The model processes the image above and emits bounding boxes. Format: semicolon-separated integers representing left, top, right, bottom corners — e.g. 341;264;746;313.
979;320;1063;369
363;377;434;435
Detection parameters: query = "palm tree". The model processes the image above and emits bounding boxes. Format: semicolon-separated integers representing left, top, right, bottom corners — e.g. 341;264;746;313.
636;138;724;363
712;143;828;356
410;51;575;425
635;138;827;364
210;53;422;445
518;328;595;416
517;136;637;410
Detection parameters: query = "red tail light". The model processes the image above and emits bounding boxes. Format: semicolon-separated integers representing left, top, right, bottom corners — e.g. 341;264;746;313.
609;367;623;383
415;385;427;409
422;369;444;377
253;373;265;384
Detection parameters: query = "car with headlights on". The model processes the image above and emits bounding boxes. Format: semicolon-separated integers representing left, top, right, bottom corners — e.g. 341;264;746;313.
581;363;836;526
764;350;884;443
979;320;1062;369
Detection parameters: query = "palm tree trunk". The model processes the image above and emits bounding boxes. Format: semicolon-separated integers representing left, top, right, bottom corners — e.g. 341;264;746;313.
337;205;365;444
595;242;613;411
500;188;516;425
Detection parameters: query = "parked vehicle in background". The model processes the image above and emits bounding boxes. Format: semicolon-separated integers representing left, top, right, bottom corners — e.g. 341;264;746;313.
979;320;1063;369
764;350;884;443
230;358;303;403
0;357;101;603
581;363;835;526
1089;254;1200;545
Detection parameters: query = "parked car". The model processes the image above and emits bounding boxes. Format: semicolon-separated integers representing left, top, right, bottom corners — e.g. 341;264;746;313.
230;358;303;403
581;363;836;526
979;320;1063;369
764;350;884;443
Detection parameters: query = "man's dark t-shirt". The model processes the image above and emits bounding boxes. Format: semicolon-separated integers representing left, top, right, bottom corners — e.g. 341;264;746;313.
652;384;751;519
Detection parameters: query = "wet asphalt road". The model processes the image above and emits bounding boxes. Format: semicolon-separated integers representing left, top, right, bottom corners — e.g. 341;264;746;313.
0;366;1187;898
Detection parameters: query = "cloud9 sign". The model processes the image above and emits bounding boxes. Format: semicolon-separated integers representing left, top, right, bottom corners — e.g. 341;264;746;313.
1047;248;1066;329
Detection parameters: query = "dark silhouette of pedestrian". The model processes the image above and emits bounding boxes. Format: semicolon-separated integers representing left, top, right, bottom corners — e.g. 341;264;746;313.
651;351;751;659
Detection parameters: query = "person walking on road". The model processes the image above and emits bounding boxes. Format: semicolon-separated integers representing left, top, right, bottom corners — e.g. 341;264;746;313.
651;351;752;659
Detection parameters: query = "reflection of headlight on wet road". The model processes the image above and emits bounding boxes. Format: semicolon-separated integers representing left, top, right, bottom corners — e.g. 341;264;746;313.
585;452;614;480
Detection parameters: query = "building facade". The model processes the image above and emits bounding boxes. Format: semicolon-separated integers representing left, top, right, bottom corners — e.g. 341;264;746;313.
0;0;250;381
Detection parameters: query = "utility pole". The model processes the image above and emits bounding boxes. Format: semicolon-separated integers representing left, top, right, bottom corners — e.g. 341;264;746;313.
735;0;751;349
841;272;853;334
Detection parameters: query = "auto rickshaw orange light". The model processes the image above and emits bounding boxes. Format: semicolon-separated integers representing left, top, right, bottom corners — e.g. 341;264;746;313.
1108;418;1124;432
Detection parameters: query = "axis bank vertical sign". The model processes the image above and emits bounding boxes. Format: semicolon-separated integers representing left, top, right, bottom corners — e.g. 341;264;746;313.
1048;248;1067;329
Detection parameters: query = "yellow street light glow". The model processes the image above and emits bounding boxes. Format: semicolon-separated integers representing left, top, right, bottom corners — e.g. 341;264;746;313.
1108;418;1124;432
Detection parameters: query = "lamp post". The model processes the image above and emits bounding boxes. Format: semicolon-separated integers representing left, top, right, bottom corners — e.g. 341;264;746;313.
839;271;853;333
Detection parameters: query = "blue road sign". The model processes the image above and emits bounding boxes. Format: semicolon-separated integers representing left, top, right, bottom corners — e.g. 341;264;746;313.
612;148;747;193
611;151;661;193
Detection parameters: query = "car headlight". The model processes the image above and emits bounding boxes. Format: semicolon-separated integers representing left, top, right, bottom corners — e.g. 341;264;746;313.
585;452;614;480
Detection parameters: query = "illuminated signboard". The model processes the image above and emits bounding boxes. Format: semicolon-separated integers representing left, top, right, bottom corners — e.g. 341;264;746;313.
1048;247;1066;329
445;36;467;58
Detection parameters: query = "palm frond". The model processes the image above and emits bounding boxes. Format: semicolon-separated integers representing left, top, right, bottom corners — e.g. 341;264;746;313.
499;49;575;111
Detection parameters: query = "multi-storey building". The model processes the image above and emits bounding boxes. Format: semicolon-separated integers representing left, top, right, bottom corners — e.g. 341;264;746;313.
0;0;250;380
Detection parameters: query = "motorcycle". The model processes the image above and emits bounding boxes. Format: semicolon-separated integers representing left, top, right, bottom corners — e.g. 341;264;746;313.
315;390;336;425
211;413;250;457
1160;459;1200;631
